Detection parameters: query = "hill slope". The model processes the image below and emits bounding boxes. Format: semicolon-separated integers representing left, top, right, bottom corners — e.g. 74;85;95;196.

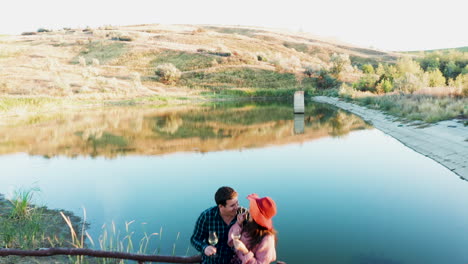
0;24;400;98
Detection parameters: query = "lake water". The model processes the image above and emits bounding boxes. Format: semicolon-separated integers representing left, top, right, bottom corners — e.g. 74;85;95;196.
1;100;467;264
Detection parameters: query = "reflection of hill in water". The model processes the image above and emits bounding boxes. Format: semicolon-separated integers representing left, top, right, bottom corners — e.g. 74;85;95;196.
0;102;372;158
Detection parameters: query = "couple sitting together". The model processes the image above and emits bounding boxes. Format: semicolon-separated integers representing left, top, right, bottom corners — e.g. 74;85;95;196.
191;186;278;264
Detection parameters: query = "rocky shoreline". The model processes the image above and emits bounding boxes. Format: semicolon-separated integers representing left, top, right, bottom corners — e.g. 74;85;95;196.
312;96;468;181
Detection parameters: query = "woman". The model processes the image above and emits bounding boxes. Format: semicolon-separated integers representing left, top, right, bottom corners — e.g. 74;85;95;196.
228;193;277;264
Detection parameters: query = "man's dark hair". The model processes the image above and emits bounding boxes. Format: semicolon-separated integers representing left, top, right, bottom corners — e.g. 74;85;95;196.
215;186;237;206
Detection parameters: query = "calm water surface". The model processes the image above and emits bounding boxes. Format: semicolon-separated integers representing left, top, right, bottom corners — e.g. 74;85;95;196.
1;101;467;264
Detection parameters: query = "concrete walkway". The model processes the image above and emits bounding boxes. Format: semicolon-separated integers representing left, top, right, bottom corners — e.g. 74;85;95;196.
312;96;468;181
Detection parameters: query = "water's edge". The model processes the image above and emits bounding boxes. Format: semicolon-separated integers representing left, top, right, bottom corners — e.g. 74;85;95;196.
312;96;468;181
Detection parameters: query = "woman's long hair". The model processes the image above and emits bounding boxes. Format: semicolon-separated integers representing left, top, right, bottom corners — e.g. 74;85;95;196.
242;219;277;248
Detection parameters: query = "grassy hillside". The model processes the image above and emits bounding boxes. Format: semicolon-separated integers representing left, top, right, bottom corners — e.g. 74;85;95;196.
0;24;399;100
3;24;465;123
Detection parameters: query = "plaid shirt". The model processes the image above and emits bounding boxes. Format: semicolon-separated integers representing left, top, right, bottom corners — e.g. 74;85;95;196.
191;206;236;264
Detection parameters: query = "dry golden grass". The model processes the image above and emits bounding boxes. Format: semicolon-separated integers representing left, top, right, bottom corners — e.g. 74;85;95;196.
0;24;398;102
413;86;463;97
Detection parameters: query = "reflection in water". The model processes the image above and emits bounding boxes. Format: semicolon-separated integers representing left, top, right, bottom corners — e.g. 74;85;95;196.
0;101;371;157
294;114;305;134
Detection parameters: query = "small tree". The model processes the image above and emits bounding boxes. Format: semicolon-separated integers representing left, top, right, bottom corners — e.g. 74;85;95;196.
443;61;461;80
420;56;440;72
462;65;468;75
376;63;386;75
330;53;351;77
394;72;425;93
155;63;181;84
396;57;423;76
353;74;378;92
315;69;339;89
361;64;375;74
427;69;446;87
376;79;393;93
303;66;316;77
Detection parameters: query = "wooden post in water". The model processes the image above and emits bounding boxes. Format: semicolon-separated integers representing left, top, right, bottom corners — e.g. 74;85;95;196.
294;91;304;114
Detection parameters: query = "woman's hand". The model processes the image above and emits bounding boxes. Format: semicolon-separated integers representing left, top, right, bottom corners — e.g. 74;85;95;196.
237;212;246;225
233;239;249;255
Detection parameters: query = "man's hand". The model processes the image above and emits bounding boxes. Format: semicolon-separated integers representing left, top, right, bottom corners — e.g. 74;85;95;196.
204;245;217;256
233;239;249;255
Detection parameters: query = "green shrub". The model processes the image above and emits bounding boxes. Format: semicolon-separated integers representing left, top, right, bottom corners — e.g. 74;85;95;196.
349;56;380;69
361;64;375;74
420;55;440;71
303;66;313;77
112;36;133;41
257;54;266;61
462;65;468;75
72;41;127;65
444;61;461;80
394;73;425;93
8;187;40;220
455;74;468;96
330;53;351;76
376;78;393;93
427;69;446;87
396;57;423;76
180;68;305;90
217;88;301;98
283;42;309;53
354;94;467;123
353;74;378;92
155;63;181;84
315;69;339;89
151;50;217;71
37;28;51;33
375;73;394;93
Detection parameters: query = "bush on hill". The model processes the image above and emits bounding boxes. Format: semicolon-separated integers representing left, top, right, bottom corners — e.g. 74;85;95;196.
155;63;181;84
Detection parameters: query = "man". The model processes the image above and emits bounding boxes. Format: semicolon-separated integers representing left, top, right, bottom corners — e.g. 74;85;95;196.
191;186;240;264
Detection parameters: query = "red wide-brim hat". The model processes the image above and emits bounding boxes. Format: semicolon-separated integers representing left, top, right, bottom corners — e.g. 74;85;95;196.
247;193;277;230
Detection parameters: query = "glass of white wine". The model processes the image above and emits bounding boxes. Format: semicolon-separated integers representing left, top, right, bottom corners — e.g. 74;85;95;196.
231;232;241;240
208;231;218;253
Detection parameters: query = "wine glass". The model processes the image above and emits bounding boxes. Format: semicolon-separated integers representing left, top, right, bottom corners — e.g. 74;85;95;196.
237;206;249;223
237;207;247;215
231;231;241;240
208;231;218;247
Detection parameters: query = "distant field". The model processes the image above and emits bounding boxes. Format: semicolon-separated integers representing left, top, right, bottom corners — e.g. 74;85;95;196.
403;46;468;54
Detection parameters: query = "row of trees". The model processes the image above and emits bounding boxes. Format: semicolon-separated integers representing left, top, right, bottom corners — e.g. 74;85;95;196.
417;50;468;80
309;51;468;96
354;57;468;94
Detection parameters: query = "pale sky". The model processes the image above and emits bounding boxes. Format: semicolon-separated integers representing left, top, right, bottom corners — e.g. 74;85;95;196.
1;0;467;51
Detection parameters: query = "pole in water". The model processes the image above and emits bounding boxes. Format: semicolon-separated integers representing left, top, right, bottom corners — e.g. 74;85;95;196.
294;91;304;114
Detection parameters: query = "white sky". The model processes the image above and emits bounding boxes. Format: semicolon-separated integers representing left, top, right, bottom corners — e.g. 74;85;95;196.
1;0;466;51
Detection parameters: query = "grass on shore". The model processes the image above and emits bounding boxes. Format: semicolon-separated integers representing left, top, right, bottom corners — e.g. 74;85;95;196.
180;68;314;90
1;187;189;264
0;188;83;249
0;97;65;113
201;87;315;100
0;95;184;117
350;94;468;123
